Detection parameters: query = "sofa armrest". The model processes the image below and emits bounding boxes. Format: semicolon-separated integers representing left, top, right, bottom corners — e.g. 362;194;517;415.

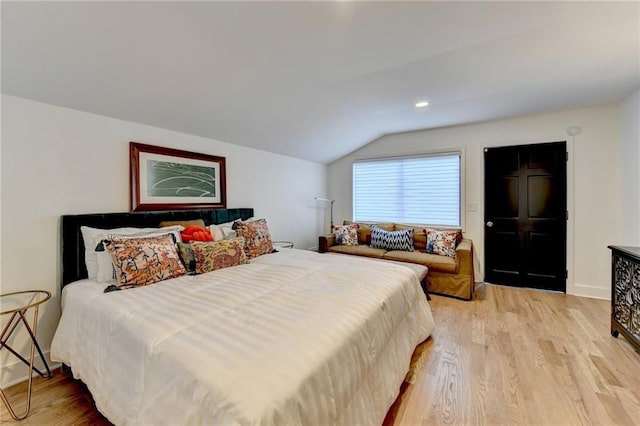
319;234;336;253
455;239;474;277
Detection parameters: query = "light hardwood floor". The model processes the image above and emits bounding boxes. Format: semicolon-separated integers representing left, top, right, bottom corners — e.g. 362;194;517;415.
2;284;639;425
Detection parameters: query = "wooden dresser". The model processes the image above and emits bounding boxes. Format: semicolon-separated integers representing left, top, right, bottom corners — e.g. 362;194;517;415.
608;245;640;353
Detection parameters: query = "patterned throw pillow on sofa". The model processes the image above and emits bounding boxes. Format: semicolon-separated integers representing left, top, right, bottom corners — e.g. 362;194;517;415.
370;227;414;251
343;221;395;245
333;224;358;246
426;228;462;257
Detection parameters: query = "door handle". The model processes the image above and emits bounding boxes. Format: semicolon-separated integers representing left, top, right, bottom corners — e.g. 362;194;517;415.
486;221;494;228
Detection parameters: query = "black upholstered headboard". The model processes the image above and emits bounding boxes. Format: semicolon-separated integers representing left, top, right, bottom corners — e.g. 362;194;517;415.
61;208;254;287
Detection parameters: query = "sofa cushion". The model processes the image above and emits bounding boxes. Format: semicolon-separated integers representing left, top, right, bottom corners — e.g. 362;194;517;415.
394;224;428;250
370;227;414;251
426;228;462;257
333;224;358;246
383;250;457;273
344;220;395;231
328;244;387;259
344;221;395;245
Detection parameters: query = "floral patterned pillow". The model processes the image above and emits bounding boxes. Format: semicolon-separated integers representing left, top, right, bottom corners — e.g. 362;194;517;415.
104;234;186;288
192;238;248;274
234;219;274;258
426;229;462;258
333;224;358;246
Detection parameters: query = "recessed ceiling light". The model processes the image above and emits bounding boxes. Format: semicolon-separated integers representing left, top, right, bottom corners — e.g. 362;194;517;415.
415;101;429;108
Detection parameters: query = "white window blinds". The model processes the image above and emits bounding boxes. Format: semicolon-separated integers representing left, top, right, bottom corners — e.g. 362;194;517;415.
353;153;461;226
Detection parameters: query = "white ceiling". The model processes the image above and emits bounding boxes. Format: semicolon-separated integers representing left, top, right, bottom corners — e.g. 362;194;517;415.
2;1;639;164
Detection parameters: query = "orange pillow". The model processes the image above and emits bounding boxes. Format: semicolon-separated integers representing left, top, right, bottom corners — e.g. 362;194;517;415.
181;225;214;243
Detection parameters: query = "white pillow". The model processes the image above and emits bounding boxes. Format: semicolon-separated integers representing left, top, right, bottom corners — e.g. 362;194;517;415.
218;220;239;239
208;224;225;241
81;225;183;282
81;226;141;279
210;217;255;240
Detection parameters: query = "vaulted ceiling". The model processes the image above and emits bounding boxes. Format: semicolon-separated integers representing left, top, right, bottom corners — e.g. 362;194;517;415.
2;1;638;164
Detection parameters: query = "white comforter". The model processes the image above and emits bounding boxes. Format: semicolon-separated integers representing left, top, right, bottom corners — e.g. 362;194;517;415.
51;249;434;425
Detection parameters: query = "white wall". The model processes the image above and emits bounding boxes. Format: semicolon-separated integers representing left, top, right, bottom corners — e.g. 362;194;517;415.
328;105;621;300
618;89;640;244
0;94;327;386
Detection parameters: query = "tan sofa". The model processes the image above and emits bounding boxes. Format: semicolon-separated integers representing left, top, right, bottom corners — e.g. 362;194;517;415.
319;221;475;300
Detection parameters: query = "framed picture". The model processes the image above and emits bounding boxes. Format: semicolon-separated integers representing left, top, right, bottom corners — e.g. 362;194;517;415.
130;142;226;211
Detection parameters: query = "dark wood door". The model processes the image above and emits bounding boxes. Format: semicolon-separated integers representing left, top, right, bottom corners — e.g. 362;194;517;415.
484;142;567;292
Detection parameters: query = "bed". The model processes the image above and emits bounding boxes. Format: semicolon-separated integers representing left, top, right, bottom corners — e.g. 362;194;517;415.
51;209;434;425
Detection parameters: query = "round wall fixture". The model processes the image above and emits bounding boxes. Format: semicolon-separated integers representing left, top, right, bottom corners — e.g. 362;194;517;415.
566;126;581;136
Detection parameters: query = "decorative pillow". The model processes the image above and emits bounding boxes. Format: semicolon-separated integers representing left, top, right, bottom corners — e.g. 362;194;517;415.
177;242;197;275
235;219;274;258
370;227;414;251
209;218;255;240
192;238;248;274
95;227;183;283
344;220;395;231
343;221;394;245
104;234;186;288
81;226;140;279
395;224;428;250
333;224;358;246
426;228;462;257
159;219;205;228
181;225;214;243
81;225;183;282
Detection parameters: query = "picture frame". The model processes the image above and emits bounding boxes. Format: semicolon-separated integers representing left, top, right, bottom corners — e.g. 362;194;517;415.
130;142;227;211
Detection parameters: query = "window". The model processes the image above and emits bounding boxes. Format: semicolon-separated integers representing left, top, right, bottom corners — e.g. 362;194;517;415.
352;152;461;226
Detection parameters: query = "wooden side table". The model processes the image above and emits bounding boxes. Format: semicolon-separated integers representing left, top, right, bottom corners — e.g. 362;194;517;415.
0;290;52;420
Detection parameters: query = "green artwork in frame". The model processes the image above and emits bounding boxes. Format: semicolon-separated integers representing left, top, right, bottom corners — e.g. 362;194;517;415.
130;142;227;211
146;160;216;198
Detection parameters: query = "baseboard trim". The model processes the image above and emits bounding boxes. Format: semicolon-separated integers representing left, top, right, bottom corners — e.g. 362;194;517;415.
568;283;610;300
0;350;61;388
483;281;610;301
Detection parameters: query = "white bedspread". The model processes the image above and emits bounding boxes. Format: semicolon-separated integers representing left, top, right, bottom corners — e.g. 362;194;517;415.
51;249;434;425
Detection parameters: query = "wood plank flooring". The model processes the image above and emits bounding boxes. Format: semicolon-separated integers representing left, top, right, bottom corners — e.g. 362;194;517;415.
384;284;640;426
2;284;639;425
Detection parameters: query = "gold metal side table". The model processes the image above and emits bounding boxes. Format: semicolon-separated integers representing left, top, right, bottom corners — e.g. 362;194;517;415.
272;241;294;249
0;290;52;420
